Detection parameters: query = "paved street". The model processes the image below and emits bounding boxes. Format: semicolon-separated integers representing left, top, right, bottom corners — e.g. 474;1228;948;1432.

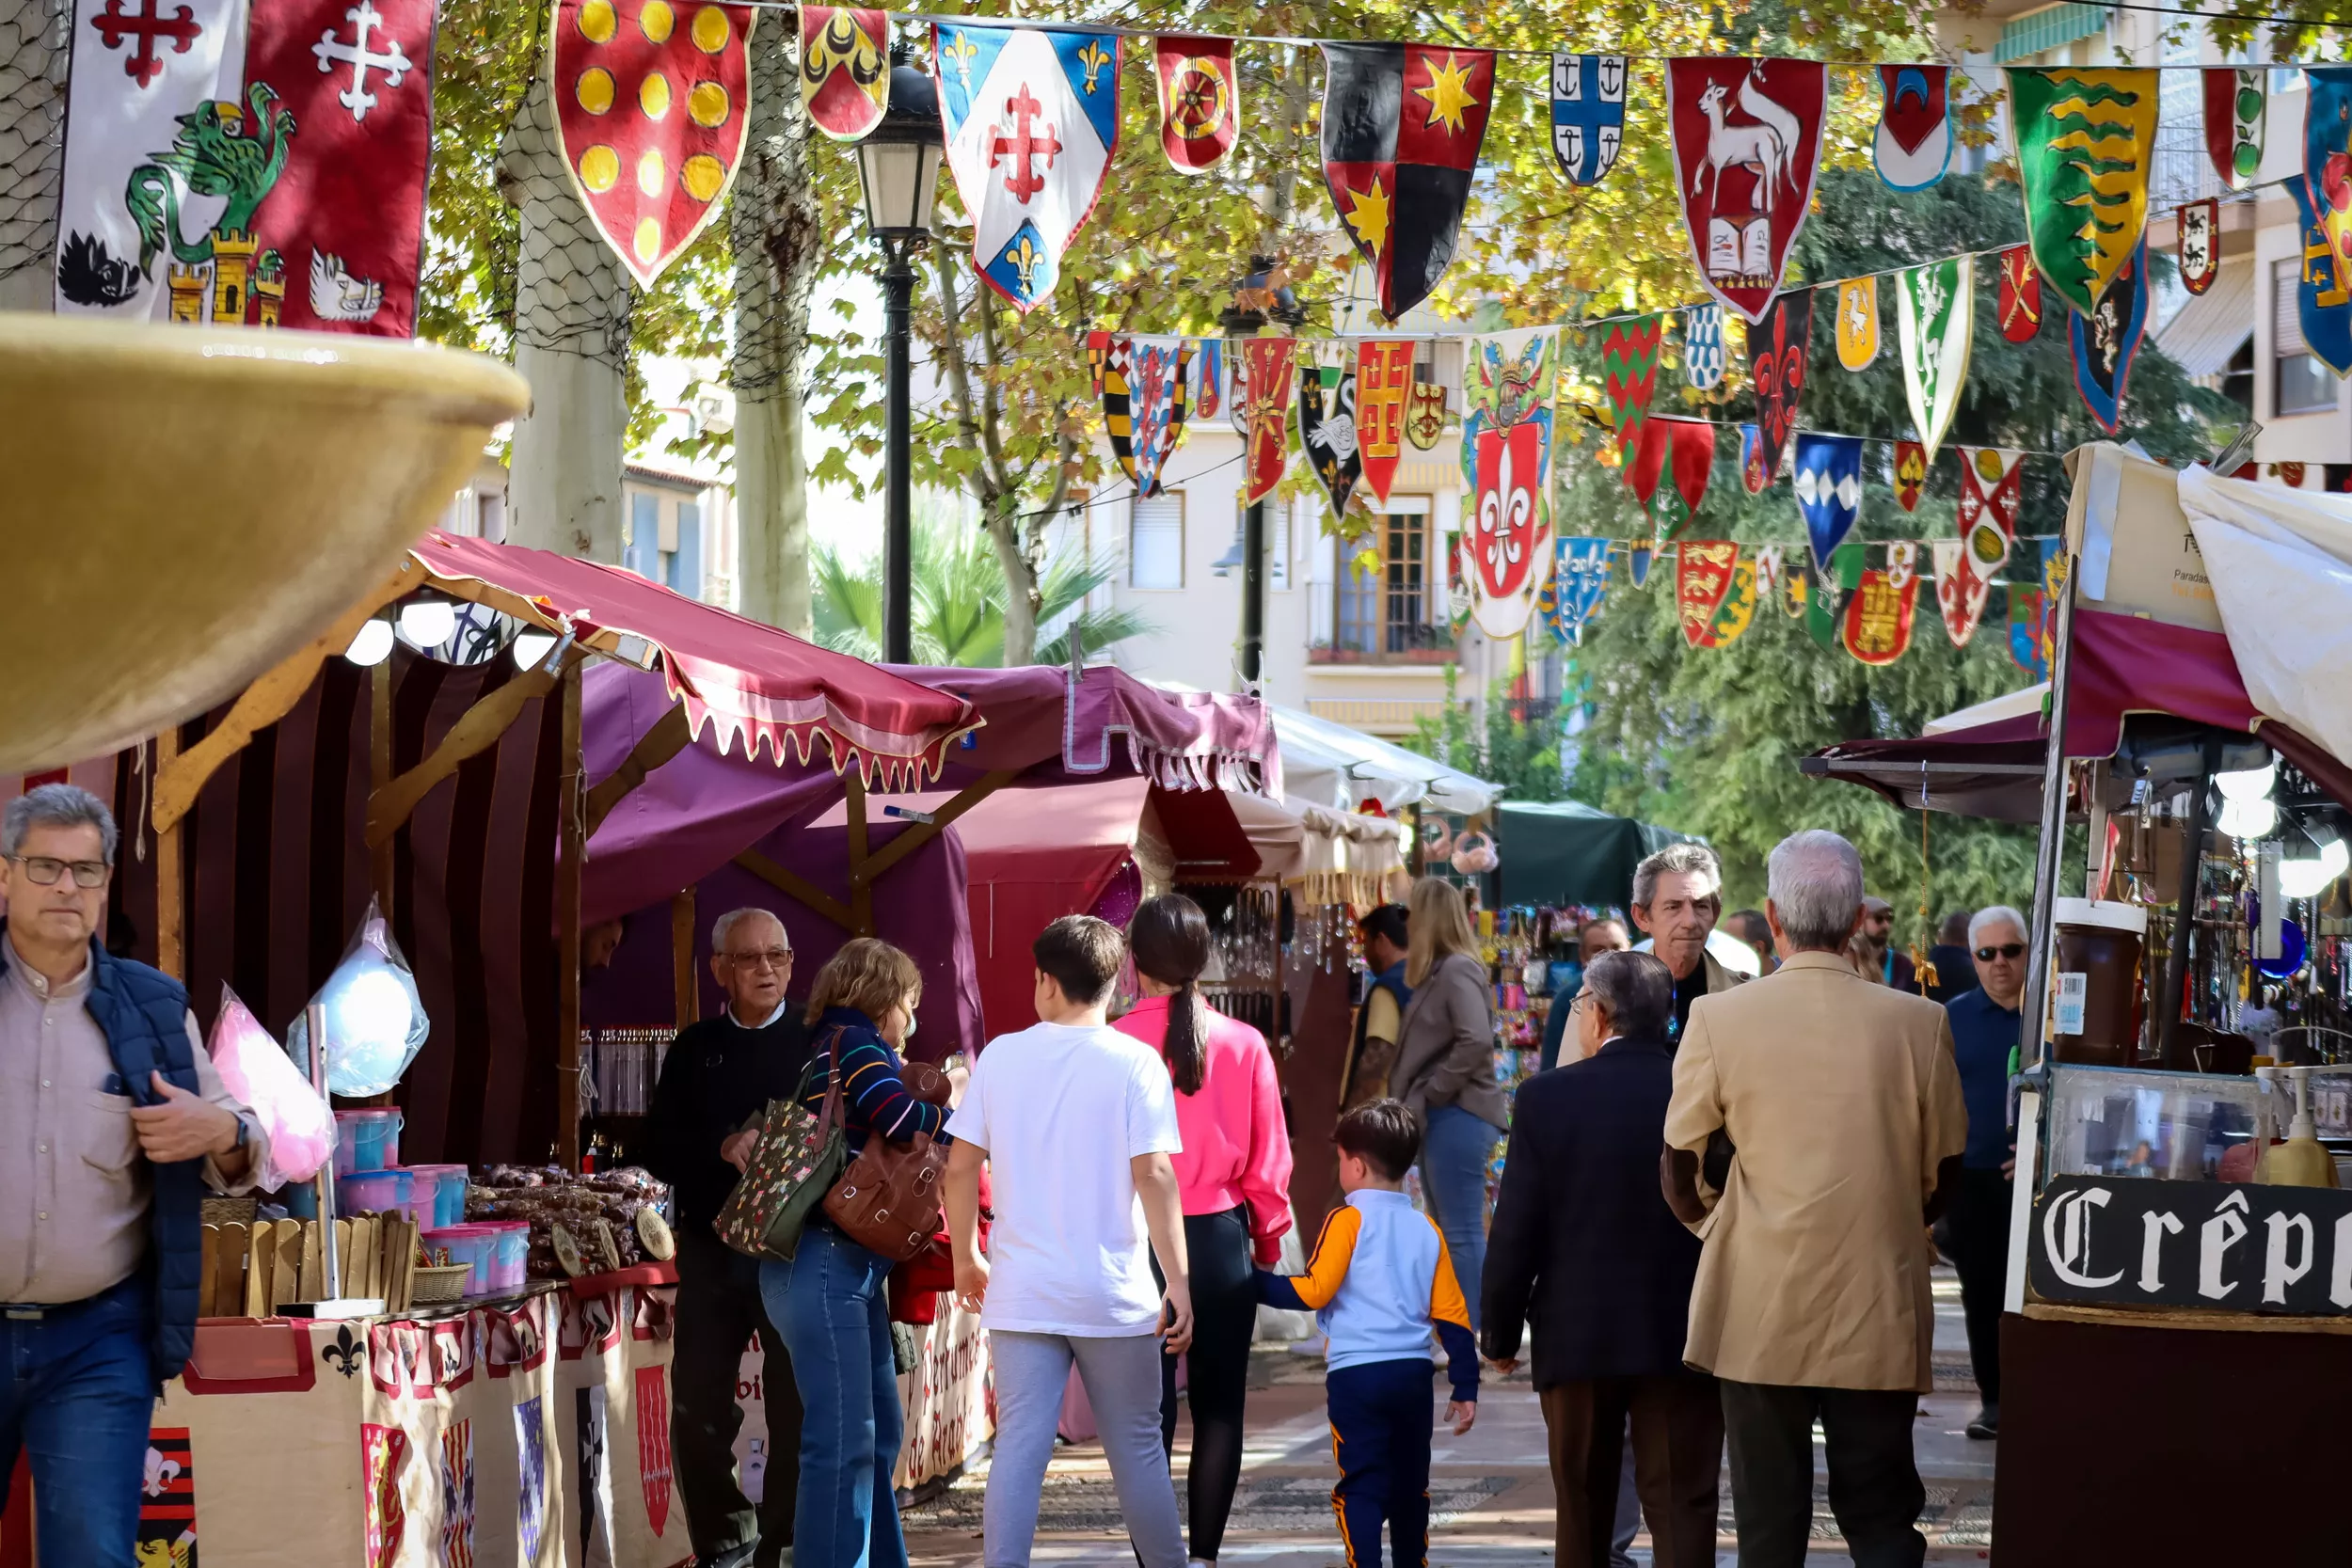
903;1270;1994;1567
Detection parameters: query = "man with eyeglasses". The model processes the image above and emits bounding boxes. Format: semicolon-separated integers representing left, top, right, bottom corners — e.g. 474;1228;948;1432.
644;907;813;1568
0;784;266;1566
1943;904;2026;1442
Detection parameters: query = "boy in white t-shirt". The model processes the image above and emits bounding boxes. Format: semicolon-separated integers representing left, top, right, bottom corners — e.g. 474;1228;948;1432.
945;915;1195;1568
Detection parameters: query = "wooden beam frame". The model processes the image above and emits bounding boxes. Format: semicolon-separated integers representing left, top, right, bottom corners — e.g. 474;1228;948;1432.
364;642;578;848
845;774;872;935
671;887;698;1027
584;702;692;841
848;768;1019;891
154;727;183;980
733;848;854;932
557;662;584;1169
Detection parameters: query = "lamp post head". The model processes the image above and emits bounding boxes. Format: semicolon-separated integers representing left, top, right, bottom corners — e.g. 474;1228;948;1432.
858;63;945;248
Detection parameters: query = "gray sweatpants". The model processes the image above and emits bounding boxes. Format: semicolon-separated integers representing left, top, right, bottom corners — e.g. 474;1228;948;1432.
986;1330;1186;1568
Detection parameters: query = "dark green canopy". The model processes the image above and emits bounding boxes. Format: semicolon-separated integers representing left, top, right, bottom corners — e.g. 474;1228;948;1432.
1495;800;1692;911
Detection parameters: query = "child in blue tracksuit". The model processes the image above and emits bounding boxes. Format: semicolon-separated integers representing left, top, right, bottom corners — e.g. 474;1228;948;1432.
1256;1100;1478;1568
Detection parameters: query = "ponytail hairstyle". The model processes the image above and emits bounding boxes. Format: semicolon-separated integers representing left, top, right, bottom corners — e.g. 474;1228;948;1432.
1127;894;1214;1095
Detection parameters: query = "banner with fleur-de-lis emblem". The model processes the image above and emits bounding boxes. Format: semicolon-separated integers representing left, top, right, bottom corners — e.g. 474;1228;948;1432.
1750;289;1811;480
1459;325;1558;637
936;23;1121;310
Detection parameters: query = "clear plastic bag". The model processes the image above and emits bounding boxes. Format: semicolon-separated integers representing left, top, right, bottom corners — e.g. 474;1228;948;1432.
285;898;430;1098
207;985;336;1185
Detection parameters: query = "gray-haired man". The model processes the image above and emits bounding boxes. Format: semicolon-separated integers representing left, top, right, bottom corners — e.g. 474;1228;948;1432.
1629;842;1746;1050
0;784;267;1567
642;907;813;1568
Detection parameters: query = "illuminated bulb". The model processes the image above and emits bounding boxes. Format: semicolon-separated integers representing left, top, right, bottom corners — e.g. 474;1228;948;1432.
2279;839;2351;899
399;595;457;647
343;617;394;666
2216;762;2277;802
512;628;558;669
2218;796;2279;840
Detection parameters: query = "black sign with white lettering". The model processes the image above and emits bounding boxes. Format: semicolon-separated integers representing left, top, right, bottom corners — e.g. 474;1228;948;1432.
2029;1176;2352;1316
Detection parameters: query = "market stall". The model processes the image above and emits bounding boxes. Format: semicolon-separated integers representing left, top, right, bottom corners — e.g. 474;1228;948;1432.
1806;447;2352;1563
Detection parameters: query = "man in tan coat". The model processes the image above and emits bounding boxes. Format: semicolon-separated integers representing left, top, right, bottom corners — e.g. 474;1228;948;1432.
1661;830;1966;1568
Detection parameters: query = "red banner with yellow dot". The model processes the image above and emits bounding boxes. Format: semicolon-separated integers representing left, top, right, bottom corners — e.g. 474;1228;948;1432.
552;0;754;286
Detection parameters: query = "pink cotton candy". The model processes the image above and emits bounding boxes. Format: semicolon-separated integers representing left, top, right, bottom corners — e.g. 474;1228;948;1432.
208;985;336;1185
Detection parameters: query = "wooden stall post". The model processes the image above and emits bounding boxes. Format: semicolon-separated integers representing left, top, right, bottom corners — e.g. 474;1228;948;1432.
370;657;394;921
558;661;584;1168
846;770;873;936
153;727;183;980
672;887;697;1027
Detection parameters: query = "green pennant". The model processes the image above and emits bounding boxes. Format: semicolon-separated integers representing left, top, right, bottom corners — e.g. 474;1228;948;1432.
1804;540;1866;649
2006;68;2158;318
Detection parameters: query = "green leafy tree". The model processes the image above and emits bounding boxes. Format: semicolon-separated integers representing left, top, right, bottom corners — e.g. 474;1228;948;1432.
809;504;1157;667
1550;166;2231;928
1406;669;1575;803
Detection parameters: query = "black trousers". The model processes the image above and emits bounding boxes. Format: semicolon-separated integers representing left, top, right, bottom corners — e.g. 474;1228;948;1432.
673;1227;803;1565
1947;1168;2012;1409
1539;1374;1724;1568
1718;1379;1925;1568
1154;1206;1257;1561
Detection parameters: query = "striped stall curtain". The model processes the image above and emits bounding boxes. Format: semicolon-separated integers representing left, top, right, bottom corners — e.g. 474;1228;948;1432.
114;645;564;1165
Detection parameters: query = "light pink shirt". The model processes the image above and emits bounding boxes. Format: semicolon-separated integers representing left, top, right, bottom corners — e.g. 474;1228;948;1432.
1114;994;1295;1263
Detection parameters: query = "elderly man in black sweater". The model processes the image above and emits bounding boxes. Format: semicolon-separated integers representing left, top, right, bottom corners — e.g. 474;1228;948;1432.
644;907;815;1568
1483;950;1723;1568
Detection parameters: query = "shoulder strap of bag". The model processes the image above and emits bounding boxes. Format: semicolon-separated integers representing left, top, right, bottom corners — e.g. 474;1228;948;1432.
818;1026;847;1138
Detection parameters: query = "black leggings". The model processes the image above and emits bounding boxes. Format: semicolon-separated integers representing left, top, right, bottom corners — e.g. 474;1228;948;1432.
1154;1205;1257;1562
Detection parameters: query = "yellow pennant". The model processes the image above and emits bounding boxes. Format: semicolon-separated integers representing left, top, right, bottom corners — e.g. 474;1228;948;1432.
1835;277;1879;372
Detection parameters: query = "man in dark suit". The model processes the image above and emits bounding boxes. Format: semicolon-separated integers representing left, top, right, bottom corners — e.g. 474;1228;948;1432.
1483;950;1722;1568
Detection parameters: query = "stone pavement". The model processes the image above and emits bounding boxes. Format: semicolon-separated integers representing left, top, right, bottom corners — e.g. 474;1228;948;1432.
900;1270;1994;1568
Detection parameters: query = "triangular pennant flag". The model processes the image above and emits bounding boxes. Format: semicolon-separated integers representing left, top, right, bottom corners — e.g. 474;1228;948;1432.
1238;337;1297;505
1996;245;2042;342
1096;334;1137;475
2177;198;2219;295
1783;558;1811;619
1793;432;1864;567
1754;542;1786;594
2007;67;2158;317
2204;66;2265;191
1664;57;1827;324
1835;277;1880;372
1298;363;1361;516
2010;586;2049;677
1805;541;1864;649
1875;64;1952;191
1932;537;1991;647
1841;568;1919;665
1896;255;1973;459
1626;540;1655;590
1739;422;1770;494
1750;290;1812;479
1321;43;1495;320
1119;338;1193;498
801;8;891;141
1885;540;1919;592
2069;240;2150;434
1191;340;1223;420
1549;53;1627;185
1677;541;1757;650
2296;68;2352;375
1683;303;1726;390
1546;537;1613;644
1627;416;1717;539
1893;440;1928;512
1460;326;1558;636
1406;369;1449;450
936;24;1121;310
1354;339;1414;504
1447;535;1474;634
1955;447;2024;574
1154;36;1239;173
1600;315;1666;451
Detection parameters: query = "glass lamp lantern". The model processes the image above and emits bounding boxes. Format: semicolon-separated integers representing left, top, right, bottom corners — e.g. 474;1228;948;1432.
857;65;944;242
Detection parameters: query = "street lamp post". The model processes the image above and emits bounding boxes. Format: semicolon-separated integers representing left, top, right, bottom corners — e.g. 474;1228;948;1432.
854;62;945;664
1220;258;1301;690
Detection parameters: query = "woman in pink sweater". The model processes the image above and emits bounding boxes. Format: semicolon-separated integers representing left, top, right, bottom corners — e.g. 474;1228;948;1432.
1116;893;1294;1567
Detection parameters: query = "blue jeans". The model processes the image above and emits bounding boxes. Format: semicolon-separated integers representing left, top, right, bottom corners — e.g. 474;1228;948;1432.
0;1275;155;1568
1420;1104;1501;1333
761;1225;906;1568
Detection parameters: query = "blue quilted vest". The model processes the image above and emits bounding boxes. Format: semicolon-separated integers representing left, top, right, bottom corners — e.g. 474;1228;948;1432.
0;927;204;1384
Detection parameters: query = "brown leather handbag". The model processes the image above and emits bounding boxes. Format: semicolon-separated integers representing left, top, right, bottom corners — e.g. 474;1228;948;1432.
820;1057;954;1262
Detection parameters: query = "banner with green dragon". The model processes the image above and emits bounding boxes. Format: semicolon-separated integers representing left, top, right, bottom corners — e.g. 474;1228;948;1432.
2005;68;2158;320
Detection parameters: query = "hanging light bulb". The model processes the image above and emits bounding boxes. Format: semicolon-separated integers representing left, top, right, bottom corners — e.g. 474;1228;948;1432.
2216;762;2278;802
398;593;457;648
343;615;395;667
511;628;558;669
2218;795;2280;841
2279;838;2351;899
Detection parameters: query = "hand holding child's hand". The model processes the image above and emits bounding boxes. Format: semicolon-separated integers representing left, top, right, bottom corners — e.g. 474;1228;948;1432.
1443;1400;1475;1436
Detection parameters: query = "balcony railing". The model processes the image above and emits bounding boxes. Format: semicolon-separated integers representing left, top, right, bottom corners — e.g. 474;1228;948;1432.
1311;623;1457;665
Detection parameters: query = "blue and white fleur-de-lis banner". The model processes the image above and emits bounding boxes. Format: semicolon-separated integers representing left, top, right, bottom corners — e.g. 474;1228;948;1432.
1544;537;1613;643
1682;303;1725;389
935;24;1121;311
1793;432;1865;569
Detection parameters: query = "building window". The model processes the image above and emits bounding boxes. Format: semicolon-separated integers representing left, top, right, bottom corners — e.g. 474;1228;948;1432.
1336;532;1380;653
1382;508;1427;652
2222;338;2255;416
628;491;660;578
2275;259;2340;416
1332;505;1434;656
672;499;701;596
1129;493;1184;589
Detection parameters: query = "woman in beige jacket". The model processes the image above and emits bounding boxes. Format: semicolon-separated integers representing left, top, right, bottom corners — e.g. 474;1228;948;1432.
1390;877;1507;1328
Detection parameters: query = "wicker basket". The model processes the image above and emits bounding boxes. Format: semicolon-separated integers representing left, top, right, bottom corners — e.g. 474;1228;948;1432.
408;1264;473;1306
201;1196;258;1227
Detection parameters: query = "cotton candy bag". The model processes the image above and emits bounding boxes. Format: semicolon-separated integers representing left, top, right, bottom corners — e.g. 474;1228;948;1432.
284;898;430;1098
206;985;335;1185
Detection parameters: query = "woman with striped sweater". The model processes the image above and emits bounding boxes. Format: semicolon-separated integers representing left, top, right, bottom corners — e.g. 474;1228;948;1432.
760;939;946;1568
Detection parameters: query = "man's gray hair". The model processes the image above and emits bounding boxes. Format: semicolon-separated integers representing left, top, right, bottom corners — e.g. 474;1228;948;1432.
1581;949;1674;1041
710;907;787;953
1766;830;1865;951
1968;905;2028;948
1631;841;1722;911
2;784;119;865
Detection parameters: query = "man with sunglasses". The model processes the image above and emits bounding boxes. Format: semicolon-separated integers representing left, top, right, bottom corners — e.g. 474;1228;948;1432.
0;784;265;1567
1943;905;2027;1442
644;907;813;1568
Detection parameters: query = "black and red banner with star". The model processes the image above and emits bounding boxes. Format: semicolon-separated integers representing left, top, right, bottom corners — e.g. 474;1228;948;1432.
1318;42;1494;320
